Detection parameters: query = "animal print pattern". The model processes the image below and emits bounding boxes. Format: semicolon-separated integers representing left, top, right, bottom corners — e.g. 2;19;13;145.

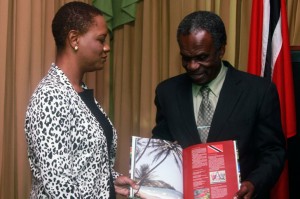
25;64;119;199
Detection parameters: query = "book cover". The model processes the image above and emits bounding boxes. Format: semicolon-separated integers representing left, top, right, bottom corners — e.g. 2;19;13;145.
182;140;240;199
129;137;240;199
130;136;183;199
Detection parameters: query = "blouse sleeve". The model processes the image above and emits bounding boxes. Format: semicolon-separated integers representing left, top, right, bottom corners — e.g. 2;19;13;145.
25;86;81;198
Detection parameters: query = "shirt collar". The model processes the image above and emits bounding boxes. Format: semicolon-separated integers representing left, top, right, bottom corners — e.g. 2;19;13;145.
192;62;227;97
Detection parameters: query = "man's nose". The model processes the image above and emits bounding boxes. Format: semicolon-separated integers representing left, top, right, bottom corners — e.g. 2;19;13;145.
186;59;200;70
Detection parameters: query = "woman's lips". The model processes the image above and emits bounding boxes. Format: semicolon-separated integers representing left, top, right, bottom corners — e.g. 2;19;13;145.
101;56;107;63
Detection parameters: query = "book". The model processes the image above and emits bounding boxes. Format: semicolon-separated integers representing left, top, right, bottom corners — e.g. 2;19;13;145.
129;136;240;199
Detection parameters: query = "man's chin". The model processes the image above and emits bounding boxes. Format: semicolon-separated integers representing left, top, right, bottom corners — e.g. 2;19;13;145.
189;76;208;85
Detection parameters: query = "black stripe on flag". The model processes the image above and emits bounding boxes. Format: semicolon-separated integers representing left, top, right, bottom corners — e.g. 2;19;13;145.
264;0;281;80
208;145;223;152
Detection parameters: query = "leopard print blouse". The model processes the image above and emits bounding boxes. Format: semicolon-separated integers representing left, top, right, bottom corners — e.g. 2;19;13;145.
25;64;119;199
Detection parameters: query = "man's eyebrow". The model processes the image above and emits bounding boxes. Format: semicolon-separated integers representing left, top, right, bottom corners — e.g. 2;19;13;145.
180;53;207;58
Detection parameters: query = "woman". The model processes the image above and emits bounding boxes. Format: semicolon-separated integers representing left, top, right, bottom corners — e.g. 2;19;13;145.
24;2;138;198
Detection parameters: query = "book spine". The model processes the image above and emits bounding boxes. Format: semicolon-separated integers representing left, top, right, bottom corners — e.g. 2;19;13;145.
233;140;241;189
129;136;137;198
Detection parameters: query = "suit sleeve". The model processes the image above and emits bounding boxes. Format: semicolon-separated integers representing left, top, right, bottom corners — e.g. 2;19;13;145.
245;83;286;194
152;87;175;142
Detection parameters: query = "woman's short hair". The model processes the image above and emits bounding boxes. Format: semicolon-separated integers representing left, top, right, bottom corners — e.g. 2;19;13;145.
52;1;103;51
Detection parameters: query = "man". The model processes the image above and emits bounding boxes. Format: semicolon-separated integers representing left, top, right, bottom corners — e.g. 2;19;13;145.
152;11;285;198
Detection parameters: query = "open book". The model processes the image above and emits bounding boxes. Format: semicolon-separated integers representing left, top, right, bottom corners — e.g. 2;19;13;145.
129;136;240;199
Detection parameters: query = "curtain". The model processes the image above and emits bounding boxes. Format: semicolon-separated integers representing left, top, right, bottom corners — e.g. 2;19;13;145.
287;0;300;45
93;0;140;32
0;0;299;198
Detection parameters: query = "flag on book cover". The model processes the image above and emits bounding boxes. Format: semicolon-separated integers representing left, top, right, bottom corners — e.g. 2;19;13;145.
207;144;223;153
247;0;297;198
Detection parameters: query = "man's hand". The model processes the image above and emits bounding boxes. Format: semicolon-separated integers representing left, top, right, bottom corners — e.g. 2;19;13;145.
234;181;255;199
114;175;139;197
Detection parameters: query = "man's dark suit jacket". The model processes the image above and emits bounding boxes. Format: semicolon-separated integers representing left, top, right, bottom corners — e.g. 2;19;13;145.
152;61;286;198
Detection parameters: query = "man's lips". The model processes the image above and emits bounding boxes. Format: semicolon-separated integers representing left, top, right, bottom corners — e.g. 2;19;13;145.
189;72;206;79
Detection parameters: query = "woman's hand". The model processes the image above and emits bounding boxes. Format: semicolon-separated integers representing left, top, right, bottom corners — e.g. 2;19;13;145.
114;175;139;197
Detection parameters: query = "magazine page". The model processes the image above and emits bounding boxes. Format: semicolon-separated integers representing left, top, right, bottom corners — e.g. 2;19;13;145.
182;140;240;199
130;136;183;199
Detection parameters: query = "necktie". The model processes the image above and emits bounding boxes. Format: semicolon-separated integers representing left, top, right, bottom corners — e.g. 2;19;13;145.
197;86;214;143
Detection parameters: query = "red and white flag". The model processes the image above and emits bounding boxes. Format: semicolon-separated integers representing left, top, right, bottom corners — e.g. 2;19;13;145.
248;0;297;198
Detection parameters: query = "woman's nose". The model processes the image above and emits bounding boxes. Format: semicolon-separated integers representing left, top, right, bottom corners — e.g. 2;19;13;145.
103;43;110;52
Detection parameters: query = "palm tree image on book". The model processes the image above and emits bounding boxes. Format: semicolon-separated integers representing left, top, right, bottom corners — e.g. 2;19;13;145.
130;137;183;199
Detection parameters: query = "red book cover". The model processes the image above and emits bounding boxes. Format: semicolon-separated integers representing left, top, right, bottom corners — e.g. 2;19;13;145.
183;140;240;199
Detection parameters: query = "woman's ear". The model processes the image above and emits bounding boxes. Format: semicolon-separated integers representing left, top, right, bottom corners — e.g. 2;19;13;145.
67;30;79;51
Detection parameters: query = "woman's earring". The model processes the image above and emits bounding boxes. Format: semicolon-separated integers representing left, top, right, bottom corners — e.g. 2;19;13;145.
74;45;78;51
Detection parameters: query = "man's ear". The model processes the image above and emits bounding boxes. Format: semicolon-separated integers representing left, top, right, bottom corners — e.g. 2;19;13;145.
67;30;79;50
219;45;226;58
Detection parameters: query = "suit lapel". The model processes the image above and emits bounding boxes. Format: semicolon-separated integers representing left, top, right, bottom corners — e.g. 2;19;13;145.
176;76;201;142
207;62;244;141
